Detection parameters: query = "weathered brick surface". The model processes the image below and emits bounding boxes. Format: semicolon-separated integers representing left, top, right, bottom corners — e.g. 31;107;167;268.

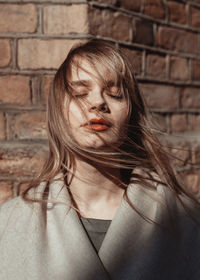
89;8;131;42
0;4;37;33
146;54;166;79
181;171;200;194
18;39;79;69
41;75;54;105
0;143;48;177
140;84;180;110
192;60;200;80
162;138;191;167
122;48;142;75
167;1;186;24
157;27;199;54
170;114;188;133
7;111;47;140
43;5;88;34
143;0;166;19
0;75;31;105
190;114;200;131
96;0;117;4
0;112;5;140
190;6;200;28
181;87;200;109
0;181;13;205
0;39;11;67
0;1;200;199
192;144;200;164
171;146;190;167
170;56;190;81
133;19;154;45
150;113;168;132
120;0;141;11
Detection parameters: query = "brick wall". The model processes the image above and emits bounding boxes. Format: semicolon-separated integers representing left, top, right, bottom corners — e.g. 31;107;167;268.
0;0;200;204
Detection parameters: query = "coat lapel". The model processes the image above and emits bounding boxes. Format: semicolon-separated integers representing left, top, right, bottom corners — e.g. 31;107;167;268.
98;182;165;279
46;177;177;280
45;179;110;280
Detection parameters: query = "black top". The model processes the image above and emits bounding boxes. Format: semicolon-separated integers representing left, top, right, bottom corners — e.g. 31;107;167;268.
80;217;112;252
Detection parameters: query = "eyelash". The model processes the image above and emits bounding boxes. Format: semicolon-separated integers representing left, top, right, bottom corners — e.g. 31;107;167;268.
73;92;122;99
73;93;88;98
107;93;122;99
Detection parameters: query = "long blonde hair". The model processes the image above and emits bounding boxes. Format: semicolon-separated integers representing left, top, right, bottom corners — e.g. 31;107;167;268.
23;39;199;226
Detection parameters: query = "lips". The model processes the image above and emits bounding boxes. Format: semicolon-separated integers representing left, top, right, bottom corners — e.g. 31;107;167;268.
84;118;110;131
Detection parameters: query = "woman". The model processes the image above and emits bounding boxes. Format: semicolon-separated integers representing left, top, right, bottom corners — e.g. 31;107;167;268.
0;40;200;280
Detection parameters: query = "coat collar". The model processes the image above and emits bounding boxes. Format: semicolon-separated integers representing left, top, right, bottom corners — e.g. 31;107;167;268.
42;176;169;279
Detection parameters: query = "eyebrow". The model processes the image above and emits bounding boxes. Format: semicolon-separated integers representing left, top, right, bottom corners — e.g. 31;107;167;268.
69;79;119;89
70;80;92;87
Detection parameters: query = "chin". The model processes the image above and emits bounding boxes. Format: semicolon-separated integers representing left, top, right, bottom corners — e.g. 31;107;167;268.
79;139;121;151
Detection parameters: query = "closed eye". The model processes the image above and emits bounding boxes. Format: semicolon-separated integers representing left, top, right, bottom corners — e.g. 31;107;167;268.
107;93;122;99
106;92;123;99
73;93;88;98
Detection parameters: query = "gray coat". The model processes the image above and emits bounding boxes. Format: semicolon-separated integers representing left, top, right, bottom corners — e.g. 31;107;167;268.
0;177;200;280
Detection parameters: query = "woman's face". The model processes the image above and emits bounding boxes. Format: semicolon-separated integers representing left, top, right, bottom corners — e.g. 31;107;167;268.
65;59;129;150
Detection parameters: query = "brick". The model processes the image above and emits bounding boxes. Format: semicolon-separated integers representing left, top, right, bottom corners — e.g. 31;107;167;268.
120;0;141;11
192;60;200;81
41;75;54;105
43;5;88;35
89;8;131;42
0;142;48;177
7;111;47;140
190;114;200;131
0;4;37;33
170;114;188;133
18;39;79;69
143;0;166;19
170;56;189;81
146;54;166;79
133;19;154;45
121;48;142;75
0;181;13;205
157;27;199;54
190;6;200;28
140;83;180;110
181;171;200;194
181;87;200;109
0;75;31;105
96;0;117;4
168;1;186;24
163;139;190;167
192;144;200;164
31;76;41;105
0;39;11;67
150;113;168;132
0;112;5;140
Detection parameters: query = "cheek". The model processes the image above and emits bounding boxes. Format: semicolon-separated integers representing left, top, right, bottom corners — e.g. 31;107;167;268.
114;104;129;127
68;101;84;126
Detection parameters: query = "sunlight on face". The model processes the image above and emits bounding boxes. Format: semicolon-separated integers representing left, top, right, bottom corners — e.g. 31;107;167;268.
65;59;129;151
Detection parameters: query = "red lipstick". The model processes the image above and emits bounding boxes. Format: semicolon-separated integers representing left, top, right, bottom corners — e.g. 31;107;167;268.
84;118;110;131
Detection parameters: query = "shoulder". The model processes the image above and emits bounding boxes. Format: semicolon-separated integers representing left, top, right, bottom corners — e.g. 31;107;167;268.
0;195;32;220
0;195;39;235
0;181;49;240
129;168;200;228
0;181;47;222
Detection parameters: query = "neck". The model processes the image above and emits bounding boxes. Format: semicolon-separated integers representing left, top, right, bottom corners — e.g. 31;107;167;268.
67;156;126;219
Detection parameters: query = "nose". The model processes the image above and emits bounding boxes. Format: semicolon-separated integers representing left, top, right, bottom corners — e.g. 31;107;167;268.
88;90;109;113
90;102;109;113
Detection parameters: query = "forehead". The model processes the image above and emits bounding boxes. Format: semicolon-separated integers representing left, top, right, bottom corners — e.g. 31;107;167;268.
68;58;118;86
